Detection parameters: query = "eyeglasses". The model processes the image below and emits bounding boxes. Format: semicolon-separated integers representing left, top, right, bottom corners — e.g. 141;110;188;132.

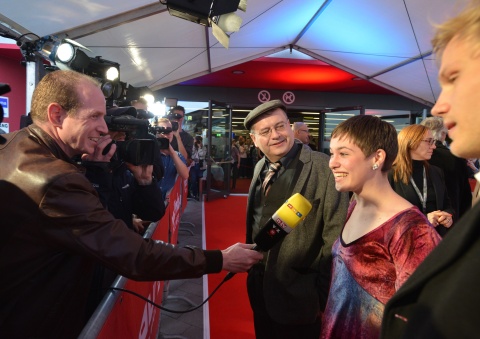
167;113;184;120
422;138;437;146
253;121;288;138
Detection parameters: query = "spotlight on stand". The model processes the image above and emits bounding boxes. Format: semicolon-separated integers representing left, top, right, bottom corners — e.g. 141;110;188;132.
84;56;120;82
32;35;92;67
80;56;122;103
163;0;247;48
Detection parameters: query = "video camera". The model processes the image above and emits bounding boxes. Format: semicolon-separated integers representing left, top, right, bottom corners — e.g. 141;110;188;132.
104;113;156;166
148;126;171;150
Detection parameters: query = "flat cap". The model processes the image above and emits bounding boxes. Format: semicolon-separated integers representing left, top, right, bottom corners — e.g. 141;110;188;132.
244;100;287;130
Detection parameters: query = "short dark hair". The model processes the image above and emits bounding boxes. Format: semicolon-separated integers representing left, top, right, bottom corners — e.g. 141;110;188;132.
172;105;185;114
331;115;398;172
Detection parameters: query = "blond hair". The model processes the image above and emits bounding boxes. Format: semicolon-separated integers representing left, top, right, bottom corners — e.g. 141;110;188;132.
432;0;480;60
392;124;430;184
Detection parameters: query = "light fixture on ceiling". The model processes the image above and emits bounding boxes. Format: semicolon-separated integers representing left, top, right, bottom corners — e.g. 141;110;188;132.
82;57;122;103
162;0;247;48
84;56;120;82
32;35;92;66
164;97;178;108
124;85;155;106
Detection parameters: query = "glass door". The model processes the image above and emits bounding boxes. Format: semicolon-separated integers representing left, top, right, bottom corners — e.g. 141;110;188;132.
319;106;365;153
205;100;232;201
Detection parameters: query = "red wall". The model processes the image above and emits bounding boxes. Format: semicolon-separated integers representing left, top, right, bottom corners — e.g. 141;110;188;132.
0;43;27;132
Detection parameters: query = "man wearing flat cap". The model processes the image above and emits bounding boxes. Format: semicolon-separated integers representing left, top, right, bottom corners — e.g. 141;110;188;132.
244;100;349;338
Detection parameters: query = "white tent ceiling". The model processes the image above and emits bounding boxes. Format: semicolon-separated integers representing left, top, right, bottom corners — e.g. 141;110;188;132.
0;0;466;106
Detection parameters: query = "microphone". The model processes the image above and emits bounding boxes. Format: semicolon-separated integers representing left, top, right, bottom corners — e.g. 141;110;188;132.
224;193;312;281
253;193;312;251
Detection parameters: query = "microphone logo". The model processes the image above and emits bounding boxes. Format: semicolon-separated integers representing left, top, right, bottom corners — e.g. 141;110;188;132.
287;203;303;217
268;227;280;237
274;217;288;231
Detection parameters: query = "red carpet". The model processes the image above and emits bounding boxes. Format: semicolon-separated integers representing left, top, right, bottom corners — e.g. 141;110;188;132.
230;177;253;194
204;195;255;339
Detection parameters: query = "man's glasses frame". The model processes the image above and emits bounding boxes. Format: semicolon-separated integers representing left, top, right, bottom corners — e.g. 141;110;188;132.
252;121;289;138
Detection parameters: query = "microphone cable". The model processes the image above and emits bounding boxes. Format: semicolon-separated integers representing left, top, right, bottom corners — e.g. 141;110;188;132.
107;272;234;314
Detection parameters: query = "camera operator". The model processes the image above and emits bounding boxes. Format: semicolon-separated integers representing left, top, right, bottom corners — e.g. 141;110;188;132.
81;106;165;234
153;117;189;200
167;105;193;165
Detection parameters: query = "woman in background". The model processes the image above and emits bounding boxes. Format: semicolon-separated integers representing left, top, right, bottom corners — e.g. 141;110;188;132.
389;124;454;237
322;115;440;339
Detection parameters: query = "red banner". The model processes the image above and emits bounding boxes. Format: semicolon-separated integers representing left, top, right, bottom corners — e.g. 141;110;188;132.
168;178;182;245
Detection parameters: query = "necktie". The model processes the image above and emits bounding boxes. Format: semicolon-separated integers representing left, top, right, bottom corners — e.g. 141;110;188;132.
262;161;282;195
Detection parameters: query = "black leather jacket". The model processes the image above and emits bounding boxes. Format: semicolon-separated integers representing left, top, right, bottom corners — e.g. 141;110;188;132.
0;125;222;338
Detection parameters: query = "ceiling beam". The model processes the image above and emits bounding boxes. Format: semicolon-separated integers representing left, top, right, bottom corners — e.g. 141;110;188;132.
369;51;433;78
204;26;212;73
296;46;434;107
53;3;168;40
292;0;333;45
0;13;35;42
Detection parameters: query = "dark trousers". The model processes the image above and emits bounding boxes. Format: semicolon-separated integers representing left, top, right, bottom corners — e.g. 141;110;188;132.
246;265;321;339
239;158;248;178
189;163;203;198
231;162;239;188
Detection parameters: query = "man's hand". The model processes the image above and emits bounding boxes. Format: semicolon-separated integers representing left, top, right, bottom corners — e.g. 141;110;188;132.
132;217;145;234
126;163;154;185
82;135;116;162
221;243;263;273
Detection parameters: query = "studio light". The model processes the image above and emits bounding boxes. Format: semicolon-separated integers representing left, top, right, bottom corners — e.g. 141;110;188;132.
85;56;120;82
106;66;119;81
32;35;91;67
163;0;247;48
56;42;75;63
124;85;155;106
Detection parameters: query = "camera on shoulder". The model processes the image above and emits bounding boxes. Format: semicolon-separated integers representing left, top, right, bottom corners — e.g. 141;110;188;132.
104;114;156;165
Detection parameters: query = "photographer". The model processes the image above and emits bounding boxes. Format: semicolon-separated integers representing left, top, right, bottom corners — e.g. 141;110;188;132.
153;118;189;200
167;106;193;165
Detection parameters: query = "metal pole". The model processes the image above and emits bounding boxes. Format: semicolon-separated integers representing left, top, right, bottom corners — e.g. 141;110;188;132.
25;58;42;113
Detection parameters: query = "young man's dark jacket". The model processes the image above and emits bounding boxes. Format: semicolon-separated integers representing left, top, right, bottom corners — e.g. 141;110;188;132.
0;124;222;338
